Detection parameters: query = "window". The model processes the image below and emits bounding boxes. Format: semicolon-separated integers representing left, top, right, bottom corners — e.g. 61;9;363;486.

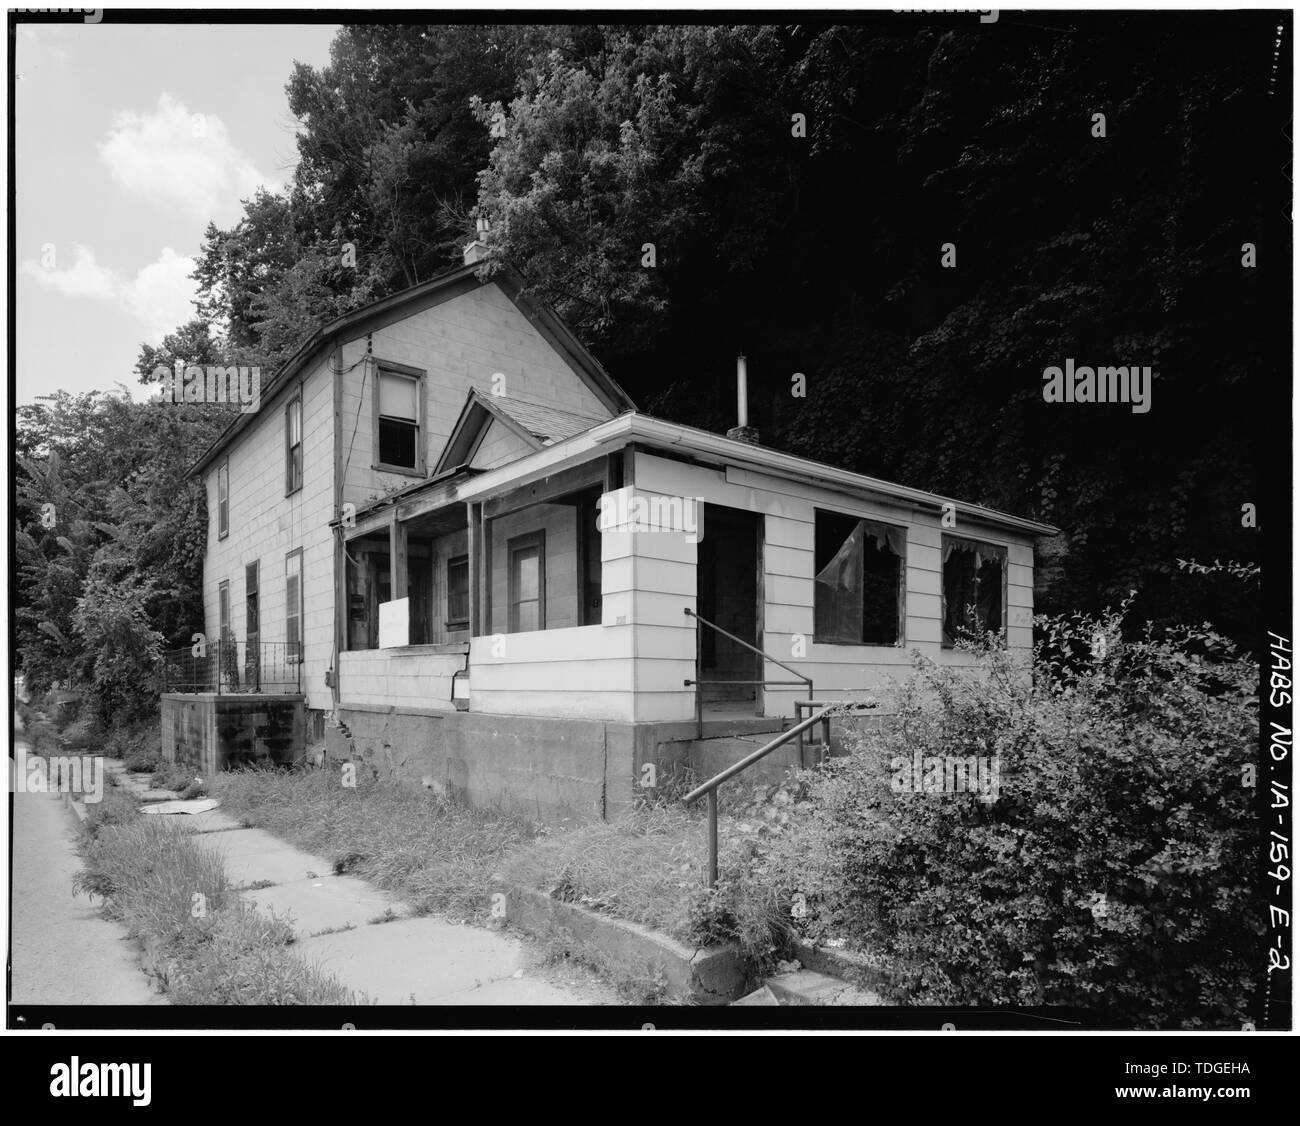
941;536;1006;646
814;511;905;645
217;459;229;538
285;393;303;494
446;555;469;630
375;365;424;473
507;531;545;633
245;560;261;685
285;550;303;662
218;580;230;641
245;561;260;640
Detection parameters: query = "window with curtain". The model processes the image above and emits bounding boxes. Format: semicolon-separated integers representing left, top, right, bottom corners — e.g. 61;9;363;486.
813;511;905;645
941;536;1006;645
376;368;421;471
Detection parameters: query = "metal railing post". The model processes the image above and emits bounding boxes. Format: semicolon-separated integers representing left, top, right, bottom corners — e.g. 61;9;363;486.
694;612;703;729
706;790;718;889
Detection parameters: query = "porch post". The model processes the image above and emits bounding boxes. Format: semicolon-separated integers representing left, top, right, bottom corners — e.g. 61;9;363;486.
390;512;408;600
480;506;492;636
463;503;477;637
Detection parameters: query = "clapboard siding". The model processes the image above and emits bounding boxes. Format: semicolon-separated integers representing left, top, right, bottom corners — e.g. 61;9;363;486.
203;349;336;713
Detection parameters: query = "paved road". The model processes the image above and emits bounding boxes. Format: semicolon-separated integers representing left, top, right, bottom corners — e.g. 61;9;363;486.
10;784;162;1007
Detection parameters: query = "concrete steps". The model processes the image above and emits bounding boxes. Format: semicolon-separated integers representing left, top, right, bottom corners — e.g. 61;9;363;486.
734;967;886;1006
690;726;830;788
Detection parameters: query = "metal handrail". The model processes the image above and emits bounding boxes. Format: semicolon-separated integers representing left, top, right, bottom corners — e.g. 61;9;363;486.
794;698;880;757
683;708;830;888
683;607;811;689
684;607;814;734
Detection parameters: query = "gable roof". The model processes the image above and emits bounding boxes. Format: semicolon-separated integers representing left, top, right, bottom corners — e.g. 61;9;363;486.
187;260;635;479
434;388;614;475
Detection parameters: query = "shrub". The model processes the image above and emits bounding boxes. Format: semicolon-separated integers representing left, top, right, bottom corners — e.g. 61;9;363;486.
771;603;1263;1029
151;762;205;796
105;721;163;770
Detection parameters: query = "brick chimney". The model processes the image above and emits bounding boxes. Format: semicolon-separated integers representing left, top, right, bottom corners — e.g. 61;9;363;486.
726;354;760;444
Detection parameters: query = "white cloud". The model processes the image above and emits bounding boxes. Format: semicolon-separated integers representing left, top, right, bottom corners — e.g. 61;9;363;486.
22;244;117;300
99;93;275;224
23;245;198;342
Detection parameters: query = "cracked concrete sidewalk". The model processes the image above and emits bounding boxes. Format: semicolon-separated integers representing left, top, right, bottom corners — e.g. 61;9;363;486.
123;764;615;1006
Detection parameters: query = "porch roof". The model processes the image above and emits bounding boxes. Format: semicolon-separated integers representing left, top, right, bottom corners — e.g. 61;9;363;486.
339;411;1060;540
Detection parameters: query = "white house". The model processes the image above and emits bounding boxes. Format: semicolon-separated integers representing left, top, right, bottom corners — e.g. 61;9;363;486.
163;241;1057;820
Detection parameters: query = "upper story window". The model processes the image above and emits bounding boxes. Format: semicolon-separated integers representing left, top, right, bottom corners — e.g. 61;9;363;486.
285;392;303;495
814;511;905;646
374;363;425;475
941;536;1006;646
217;459;229;539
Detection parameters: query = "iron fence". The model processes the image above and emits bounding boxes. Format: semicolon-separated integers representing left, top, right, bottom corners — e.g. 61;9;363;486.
160;638;302;694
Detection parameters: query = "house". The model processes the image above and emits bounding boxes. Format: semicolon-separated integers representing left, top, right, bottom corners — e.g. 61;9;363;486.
160;240;1058;820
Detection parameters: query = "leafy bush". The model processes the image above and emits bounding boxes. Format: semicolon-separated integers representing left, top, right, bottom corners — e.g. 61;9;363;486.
151;763;205;796
771;603;1262;1029
74;570;163;727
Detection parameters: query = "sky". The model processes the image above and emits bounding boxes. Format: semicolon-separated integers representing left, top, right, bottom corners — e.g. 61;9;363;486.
13;20;340;404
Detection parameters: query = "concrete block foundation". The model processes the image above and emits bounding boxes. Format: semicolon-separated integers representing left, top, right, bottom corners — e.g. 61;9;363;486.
161;693;307;775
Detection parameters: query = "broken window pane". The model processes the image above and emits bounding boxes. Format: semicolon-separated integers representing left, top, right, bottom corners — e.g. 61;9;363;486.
814;512;904;645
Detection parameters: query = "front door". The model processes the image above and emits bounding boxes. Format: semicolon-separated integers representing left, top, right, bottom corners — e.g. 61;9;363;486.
696;504;761;715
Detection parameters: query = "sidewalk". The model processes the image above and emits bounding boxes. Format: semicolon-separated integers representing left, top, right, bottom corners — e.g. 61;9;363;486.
11;761;163;1008
124;763;616;1005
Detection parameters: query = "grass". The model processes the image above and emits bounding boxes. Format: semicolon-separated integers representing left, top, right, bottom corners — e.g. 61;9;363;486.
214;764;797;971
213;767;538;923
501;799;795;964
150;762;208;799
84;780;139;836
73;814;356;1005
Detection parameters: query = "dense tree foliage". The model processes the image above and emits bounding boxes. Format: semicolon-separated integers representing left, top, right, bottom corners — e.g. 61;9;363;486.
15;393;230;719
